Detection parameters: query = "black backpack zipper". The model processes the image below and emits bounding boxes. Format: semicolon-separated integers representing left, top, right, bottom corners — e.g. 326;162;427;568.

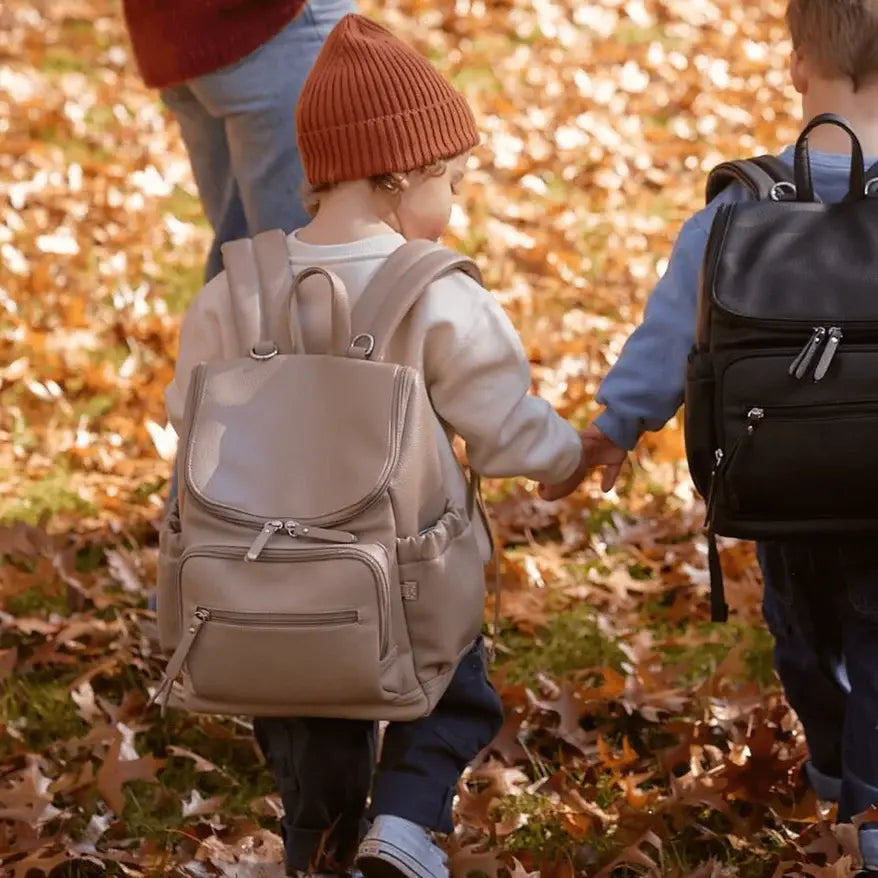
705;406;764;528
788;326;843;381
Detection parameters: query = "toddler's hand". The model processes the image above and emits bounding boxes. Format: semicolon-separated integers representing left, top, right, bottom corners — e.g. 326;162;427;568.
538;425;627;500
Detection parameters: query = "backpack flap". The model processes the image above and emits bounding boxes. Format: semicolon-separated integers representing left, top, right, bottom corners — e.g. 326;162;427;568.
184;230;403;526
704;191;878;330
182;344;410;527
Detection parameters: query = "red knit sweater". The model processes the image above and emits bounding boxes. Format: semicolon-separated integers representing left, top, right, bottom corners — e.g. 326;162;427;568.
122;0;307;89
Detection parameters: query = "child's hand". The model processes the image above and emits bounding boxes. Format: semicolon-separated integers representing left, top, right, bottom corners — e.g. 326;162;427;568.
538;425;627;500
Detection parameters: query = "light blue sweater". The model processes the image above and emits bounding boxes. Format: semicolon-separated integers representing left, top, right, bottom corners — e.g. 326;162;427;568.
594;145;878;450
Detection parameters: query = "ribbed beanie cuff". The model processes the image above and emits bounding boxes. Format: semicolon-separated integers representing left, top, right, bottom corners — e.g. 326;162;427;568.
296;14;479;186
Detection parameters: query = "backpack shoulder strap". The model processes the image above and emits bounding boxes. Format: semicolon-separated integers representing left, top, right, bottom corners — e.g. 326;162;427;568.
221;229;302;355
705;155;794;204
351;240;482;362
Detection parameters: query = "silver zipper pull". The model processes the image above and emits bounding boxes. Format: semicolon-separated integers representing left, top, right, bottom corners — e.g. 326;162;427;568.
149;608;210;716
246;520;284;561
813;327;843;382
284;521;357;544
746;407;764;433
704;449;725;527
790;327;826;379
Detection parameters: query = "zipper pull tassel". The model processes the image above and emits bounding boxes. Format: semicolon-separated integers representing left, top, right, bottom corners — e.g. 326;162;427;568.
704;409;763;528
746;407;764;433
790;327;826;379
149;608;210;716
246;520;284;561
284;521;357;544
813;327;843;382
704;449;724;528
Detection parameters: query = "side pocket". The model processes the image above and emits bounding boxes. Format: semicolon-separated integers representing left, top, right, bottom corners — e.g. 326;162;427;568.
684;348;717;500
156;506;184;654
397;506;486;693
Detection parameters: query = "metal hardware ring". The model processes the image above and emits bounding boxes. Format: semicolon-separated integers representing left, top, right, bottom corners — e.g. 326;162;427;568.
351;333;376;358
769;181;797;202
249;343;279;361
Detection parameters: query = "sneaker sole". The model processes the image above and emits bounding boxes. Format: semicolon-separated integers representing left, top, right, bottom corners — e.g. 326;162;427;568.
357;838;444;878
357;855;408;878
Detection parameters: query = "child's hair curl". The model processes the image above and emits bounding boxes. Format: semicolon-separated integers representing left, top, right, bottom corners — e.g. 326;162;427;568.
302;160;448;216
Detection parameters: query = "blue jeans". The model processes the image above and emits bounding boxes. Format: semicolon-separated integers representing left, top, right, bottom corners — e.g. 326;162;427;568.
161;0;357;282
759;539;878;868
253;639;504;872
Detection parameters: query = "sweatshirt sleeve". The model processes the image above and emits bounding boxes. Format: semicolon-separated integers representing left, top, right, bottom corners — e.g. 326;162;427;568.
421;275;582;484
593;196;731;450
164;274;228;434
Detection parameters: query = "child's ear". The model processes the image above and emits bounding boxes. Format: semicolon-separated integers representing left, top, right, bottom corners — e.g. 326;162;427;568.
791;48;809;95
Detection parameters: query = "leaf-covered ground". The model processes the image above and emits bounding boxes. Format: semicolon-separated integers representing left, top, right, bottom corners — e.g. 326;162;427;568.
0;0;864;875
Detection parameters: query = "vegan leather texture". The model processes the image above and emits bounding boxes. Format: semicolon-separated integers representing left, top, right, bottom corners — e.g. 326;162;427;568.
685;113;878;621
154;231;488;720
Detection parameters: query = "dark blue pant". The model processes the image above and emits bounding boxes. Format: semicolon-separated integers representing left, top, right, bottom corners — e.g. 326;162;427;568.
758;539;878;866
253;639;504;872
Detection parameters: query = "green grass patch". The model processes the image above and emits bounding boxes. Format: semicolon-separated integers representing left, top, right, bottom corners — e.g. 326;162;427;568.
495;792;571;859
161;185;211;230
498;603;626;684
648;618;776;689
157;259;207;315
121;711;275;842
6;585;70;618
1;670;87;752
453;66;502;94
614;23;687;49
0;473;97;526
39;48;91;76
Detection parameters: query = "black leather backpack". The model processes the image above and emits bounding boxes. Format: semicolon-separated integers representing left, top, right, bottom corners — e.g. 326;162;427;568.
685;113;878;621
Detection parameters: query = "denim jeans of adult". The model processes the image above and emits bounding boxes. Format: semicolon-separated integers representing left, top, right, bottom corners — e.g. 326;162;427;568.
758;539;878;869
161;0;357;282
252;639;504;872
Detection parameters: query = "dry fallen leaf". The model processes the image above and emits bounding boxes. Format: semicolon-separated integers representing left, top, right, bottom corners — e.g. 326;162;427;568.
96;731;165;815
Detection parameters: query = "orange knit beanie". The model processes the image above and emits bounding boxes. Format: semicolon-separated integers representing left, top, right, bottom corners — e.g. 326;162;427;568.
296;14;479;186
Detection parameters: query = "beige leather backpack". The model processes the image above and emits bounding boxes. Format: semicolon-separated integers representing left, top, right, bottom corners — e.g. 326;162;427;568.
152;231;491;720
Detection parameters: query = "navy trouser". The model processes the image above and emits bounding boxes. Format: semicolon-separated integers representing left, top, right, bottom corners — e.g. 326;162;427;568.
758;540;878;867
253;639;504;872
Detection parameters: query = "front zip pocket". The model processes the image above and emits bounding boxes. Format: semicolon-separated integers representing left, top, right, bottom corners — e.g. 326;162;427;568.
168;544;395;707
204;608;359;627
716;400;878;520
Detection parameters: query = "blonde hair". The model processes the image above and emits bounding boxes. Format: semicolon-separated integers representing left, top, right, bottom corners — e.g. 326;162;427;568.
787;0;878;90
302;160;449;216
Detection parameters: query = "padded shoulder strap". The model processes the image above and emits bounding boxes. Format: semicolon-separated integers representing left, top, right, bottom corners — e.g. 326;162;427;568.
705;155;794;204
351;240;482;362
221;230;301;354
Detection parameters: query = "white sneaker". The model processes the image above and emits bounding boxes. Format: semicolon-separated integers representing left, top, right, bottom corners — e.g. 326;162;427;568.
356;815;448;878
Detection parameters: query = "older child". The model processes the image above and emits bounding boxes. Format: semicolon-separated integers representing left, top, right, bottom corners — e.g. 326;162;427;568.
542;0;878;870
165;14;590;877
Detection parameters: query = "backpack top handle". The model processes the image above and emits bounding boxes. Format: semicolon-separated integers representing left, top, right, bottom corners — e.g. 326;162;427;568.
793;112;866;203
290;266;352;358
